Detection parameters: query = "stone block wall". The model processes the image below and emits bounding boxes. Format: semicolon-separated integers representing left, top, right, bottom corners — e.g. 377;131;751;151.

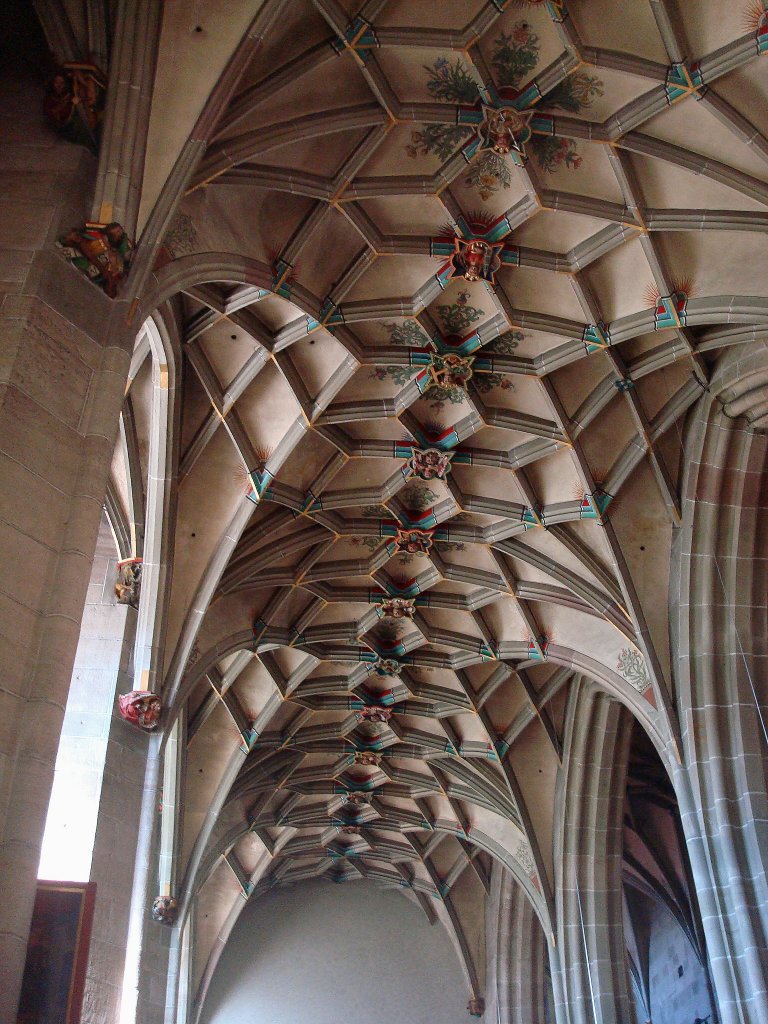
82;542;159;1023
0;43;134;1016
648;902;713;1024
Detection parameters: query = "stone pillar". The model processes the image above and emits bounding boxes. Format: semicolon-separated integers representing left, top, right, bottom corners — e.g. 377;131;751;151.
487;863;548;1022
81;552;144;1023
672;359;768;1024
0;62;132;1020
553;683;636;1024
91;0;162;233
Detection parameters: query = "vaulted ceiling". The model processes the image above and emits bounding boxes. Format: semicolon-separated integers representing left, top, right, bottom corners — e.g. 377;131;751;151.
102;0;768;1008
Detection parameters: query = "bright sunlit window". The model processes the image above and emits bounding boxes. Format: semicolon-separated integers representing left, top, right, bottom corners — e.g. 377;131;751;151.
39;520;127;881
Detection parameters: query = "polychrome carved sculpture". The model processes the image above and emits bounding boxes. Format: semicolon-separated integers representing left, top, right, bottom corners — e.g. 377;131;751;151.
58;222;133;298
114;557;142;608
396;527;434;556
151;897;177;925
479;105;531;156
44;62;106;153
344;792;371;806
353;752;382;766
118;691;162;731
409;447;453;481
380;597;416;619
430;353;474;391
357;707;392;724
452;238;502;284
374;657;402;677
467;997;485;1017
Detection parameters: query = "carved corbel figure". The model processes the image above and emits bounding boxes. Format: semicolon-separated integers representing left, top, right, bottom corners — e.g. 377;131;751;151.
151;896;177;925
58;222;133;298
467;997;485;1017
118;690;162;730
114;557;142;607
44;62;106;153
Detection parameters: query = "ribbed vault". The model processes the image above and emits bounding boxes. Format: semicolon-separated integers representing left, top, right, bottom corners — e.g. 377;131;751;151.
92;0;768;1017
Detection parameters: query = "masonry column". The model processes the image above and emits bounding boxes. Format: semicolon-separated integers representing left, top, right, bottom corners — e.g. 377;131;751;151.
552;683;636;1024
486;863;549;1023
0;58;134;1021
672;354;768;1024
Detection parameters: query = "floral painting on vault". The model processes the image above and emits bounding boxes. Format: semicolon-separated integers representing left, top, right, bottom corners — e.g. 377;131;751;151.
491;23;541;89
382;320;431;347
437;290;484;335
405;57;477;163
464;151;514;201
488;329;524;354
369;365;420;387
530;72;604;173
461;22;541;200
424;56;480;103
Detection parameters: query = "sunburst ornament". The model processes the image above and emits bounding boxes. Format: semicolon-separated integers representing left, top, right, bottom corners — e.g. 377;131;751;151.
644;277;694;330
743;1;768;50
743;0;768;31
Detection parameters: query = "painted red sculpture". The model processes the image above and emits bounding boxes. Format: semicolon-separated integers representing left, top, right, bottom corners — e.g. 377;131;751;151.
452;238;502;284
409;447;452;481
396;527;434;556
44;62;106;153
58;222;133;298
118;691;161;730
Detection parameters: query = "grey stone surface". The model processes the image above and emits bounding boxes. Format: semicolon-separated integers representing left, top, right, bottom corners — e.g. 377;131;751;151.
0;60;134;1020
647;901;712;1024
